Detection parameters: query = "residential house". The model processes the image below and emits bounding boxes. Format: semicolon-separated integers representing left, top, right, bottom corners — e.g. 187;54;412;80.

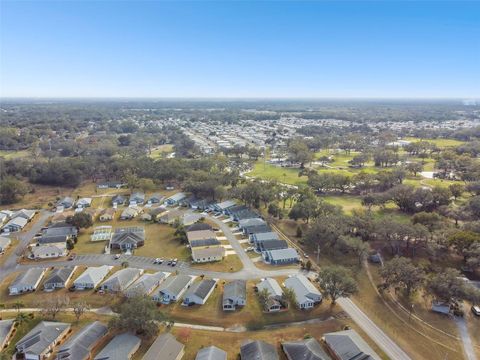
97;181;126;189
29;242;67;260
258;239;288;253
15;321;71;360
120;206;142;220
0;236;11;252
149;206;168;222
223;280;246;311
256;278;283;313
12;209;36;221
0;212;9;225
73;265;113;290
0;319;15;350
141;213;152;221
2;217;28;233
165;192;187;206
91;226;113;242
243;224;271;236
112;195;127;206
142;333;184;360
238;217;266;230
251;232;279;248
99;208;116;222
110;227;145;251
129;192;145;206
188;198;213;211
51;210;75;224
147;194;164;205
9;268;46;295
187;230;218;247
182;279;217;305
230;208;259;222
187;223;212;232
158;209;182;224
182;213;202;226
153;274;193;304
57;197;74;209
99;268;143;292
212;200;236;213
94;332;141;360
191;247;225;263
76;197;93;209
263;248;299;265
240;340;279;360
39;222;78;245
284;275;322;309
125;271;168;298
323;329;381;360
282;338;331;360
44;267;77;291
195;346;227;360
56;321;108;360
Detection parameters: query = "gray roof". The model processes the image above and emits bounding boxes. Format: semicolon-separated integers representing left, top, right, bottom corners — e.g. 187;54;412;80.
253;232;279;242
110;227;145;247
16;321;70;355
42;223;78;238
266;248;299;261
56;321;108;360
74;265;112;287
282;338;331;360
125;272;167;297
0;319;14;348
58;197;74;207
244;224;271;234
239;218;266;229
166;192;187;202
130;192;145;202
0;235;11;249
240;340;279;360
94;332;141;360
142;333;184;360
158;274;192;297
184;279;216;301
259;239;288;251
284;275;322;305
10;268;45;289
100;268;142;291
323;330;381;360
187;223;212;232
215;200;236;210
256;278;283;299
192;247;225;259
196;346;227;360
223;280;246;305
44;267;75;287
190;238;221;248
112;195;127;204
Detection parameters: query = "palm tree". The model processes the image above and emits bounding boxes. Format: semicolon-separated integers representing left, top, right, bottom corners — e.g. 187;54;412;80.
13;301;24;313
282;287;297;309
15;312;29;327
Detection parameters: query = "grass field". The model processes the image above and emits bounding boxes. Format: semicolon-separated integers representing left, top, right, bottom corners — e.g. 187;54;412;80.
247;161;308;186
191;254;243;273
405;137;465;148
0;149;30;159
149;144;174;159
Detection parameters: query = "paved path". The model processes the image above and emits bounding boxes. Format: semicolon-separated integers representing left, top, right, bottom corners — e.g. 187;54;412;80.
455;316;478;360
337;298;412;360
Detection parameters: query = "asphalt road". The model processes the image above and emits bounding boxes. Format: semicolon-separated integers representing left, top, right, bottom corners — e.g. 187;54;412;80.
338;297;412;360
455;316;478;360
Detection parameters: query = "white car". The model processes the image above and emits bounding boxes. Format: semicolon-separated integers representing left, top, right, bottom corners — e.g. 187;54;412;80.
472;305;480;316
154;258;163;264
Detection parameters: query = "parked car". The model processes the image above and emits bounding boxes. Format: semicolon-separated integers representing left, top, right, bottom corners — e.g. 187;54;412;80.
472;305;480;316
154;258;163;264
114;254;120;260
167;259;172;265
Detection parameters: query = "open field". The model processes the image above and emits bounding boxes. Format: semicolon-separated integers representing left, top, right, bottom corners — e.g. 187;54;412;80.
191;254;243;272
149;144;174;159
247;161;308;186
0;149;30;159
405;137;465;148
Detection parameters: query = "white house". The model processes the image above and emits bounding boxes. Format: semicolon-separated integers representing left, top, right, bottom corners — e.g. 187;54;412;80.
222;280;246;311
9;268;47;295
182;279;217;306
73;265;113;290
99;268;143;293
29;243;67;260
153;274;193;304
284;274;322;309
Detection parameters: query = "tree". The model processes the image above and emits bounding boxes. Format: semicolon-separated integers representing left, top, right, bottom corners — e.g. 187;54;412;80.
317;266;358;304
305;260;312;272
40;294;69;320
67;212;93;229
405;162;423;177
448;230;480;263
427;268;480;303
296;226;303;238
72;301;90;322
109;295;164;337
0;176;29;205
258;288;270;310
343;236;370;265
411;211;443;234
287;138;313;168
282;287;297;308
380;257;425;296
449;184;464;200
13;301;24;312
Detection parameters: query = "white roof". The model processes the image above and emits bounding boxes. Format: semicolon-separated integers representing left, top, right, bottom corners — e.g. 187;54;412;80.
75;266;112;286
257;278;283;298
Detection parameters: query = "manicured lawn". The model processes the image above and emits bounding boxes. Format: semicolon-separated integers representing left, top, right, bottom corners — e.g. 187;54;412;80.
149;144;174;159
247;161;308;186
322;195;363;213
191;255;243;273
405;137;465;148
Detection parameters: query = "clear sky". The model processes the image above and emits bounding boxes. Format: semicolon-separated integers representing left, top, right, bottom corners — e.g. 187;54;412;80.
0;1;479;98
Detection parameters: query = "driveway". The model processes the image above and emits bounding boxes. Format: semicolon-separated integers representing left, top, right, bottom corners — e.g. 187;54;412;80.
455;316;478;360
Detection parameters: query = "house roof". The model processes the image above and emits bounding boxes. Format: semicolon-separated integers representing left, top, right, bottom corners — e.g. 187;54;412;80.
0;319;14;348
195;345;227;360
240;340;279;360
187;223;212;232
323;330;381;360
148;193;164;202
101;208;116;216
158;274;192;297
166;192;187;202
282;338;331;360
232;209;259;221
3;217;28;229
214;200;236;210
184;279;216;301
266;248;299;261
284;275;321;305
190;238;221;248
149;206;168;216
223;280;246;305
187;230;217;242
44;267;75;286
253;232;279;242
142;333;184;360
57;321;107;360
238;218;266;228
16;321;70;355
58;197;74;207
121;207;140;217
192;247;225;259
244;224;271;234
76;198;92;206
112;195;127;203
257;278;283;299
130;192;145;201
0;236;11;248
125;272;168;297
101;268;142;291
30;243;66;257
10;268;45;289
94;332;141;360
12;209;36;220
110;227;145;246
74;265;112;286
42;223;78;238
259;240;288;251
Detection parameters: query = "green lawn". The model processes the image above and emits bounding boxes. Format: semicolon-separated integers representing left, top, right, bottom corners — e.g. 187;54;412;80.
322;195;363;213
247;161;308;186
405;137;465;148
149;144;174;159
0;149;30;159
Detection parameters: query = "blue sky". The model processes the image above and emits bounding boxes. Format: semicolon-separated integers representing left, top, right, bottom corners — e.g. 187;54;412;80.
0;1;479;98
